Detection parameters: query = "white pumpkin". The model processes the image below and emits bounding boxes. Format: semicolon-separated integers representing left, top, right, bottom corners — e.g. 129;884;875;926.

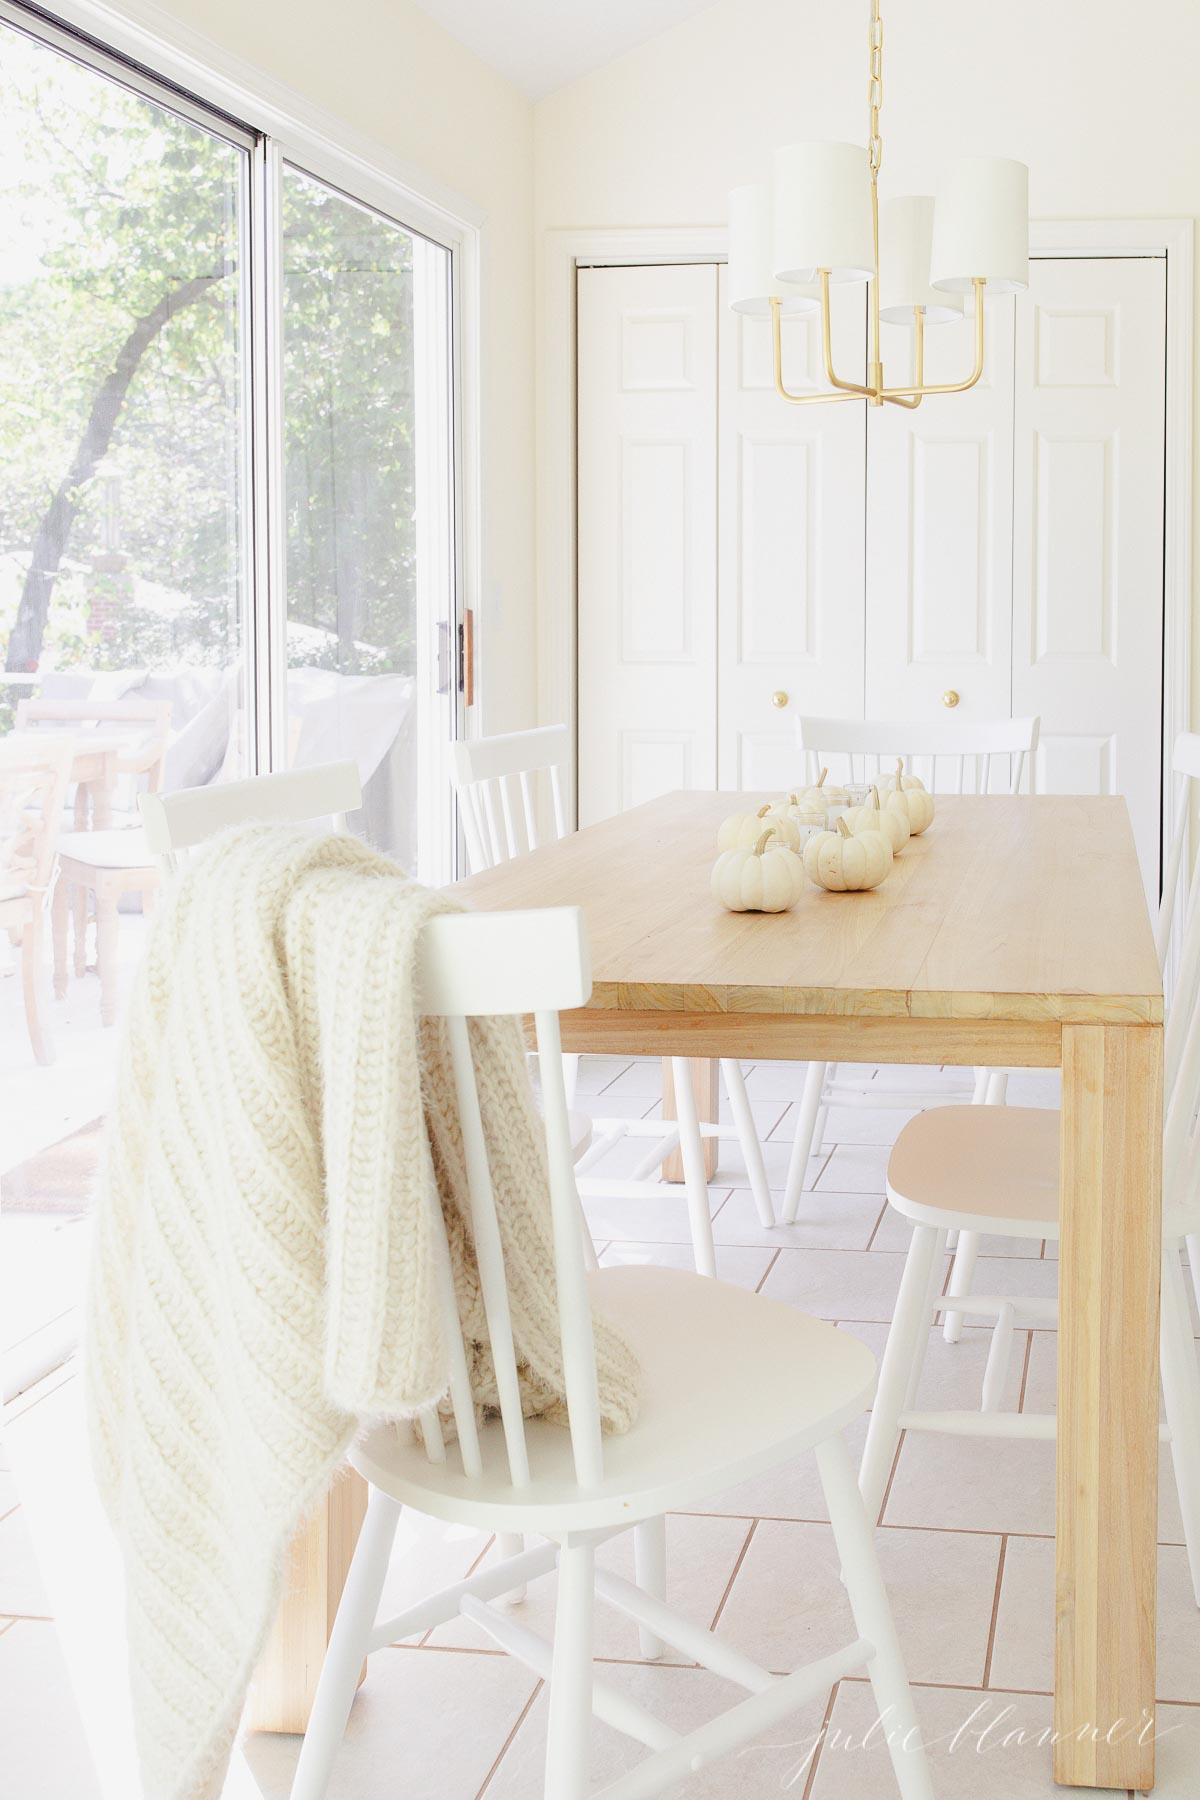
881;755;927;794
798;764;850;808
887;774;935;837
712;827;805;913
802;816;893;892
843;783;910;854
716;801;777;853
776;790;826;828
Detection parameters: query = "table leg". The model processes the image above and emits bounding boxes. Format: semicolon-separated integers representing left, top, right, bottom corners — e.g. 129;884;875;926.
1055;1022;1162;1789
661;1057;719;1181
247;1470;369;1734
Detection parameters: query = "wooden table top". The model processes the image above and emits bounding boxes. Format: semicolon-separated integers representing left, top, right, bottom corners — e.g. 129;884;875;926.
454;791;1163;1027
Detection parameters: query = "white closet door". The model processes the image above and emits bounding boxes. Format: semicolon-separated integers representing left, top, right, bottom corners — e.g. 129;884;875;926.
717;270;867;788
1013;257;1166;891
865;298;1016;726
577;264;718;825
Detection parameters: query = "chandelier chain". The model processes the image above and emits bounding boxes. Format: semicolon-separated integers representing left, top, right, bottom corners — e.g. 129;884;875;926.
868;0;883;179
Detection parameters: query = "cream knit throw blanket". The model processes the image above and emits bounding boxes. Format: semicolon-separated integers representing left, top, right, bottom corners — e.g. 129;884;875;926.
85;824;640;1800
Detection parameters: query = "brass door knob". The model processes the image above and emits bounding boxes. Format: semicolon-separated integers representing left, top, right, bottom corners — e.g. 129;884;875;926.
771;690;789;709
942;689;960;709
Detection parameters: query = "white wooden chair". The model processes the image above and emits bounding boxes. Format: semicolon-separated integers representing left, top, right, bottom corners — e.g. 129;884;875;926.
139;760;363;872
450;726;776;1275
779;713;1041;1232
289;904;933;1800
856;884;1200;1609
0;734;74;1064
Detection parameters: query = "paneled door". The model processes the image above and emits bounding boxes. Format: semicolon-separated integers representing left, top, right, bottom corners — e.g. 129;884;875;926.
717;267;867;787
577;264;718;826
1013;258;1166;886
865;298;1016;725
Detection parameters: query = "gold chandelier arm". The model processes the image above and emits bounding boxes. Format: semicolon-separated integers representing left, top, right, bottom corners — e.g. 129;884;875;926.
883;277;987;399
883;305;924;409
820;270;874;397
769;296;866;406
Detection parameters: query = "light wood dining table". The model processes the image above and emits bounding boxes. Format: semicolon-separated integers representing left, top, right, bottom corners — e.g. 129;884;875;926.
453;787;1165;1793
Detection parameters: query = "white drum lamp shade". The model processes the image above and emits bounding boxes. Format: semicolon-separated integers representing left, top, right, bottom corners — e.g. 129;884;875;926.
930;156;1029;294
727;183;819;316
878;196;963;324
773;142;874;284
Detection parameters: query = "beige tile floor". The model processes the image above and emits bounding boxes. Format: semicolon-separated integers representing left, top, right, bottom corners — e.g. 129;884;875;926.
2;1053;1198;1798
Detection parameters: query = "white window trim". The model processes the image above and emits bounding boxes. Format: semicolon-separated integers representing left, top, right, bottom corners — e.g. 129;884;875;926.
541;219;1194;896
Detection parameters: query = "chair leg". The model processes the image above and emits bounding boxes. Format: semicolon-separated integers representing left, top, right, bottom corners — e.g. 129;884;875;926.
941;1229;979;1345
720;1059;774;1227
96;888;118;1026
544;1538;594;1800
1160;1246;1200;1609
290;1487;401;1800
859;1223;942;1525
670;1056;717;1277
1185;1235;1200;1324
495;1531;528;1607
971;1067;989;1104
985;1071;1009;1105
633;1516;667;1660
52;873;69;1000
780;1060;828;1226
817;1434;933;1800
71;881;87;977
20;912;54;1066
562;1053;580;1107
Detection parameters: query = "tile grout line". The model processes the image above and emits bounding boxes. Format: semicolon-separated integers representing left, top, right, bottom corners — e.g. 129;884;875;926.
800;1678;841;1800
755;1248;782;1293
863;1198;890;1251
981;1534;1009;1688
708;1517;759;1634
473;1676;544;1798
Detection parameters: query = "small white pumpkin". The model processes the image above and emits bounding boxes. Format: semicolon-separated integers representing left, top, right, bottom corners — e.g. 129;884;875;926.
802;815;893;893
712;827;805;913
843;783;910;854
798;765;850;808
716;801;777;853
776;789;826;828
881;755;927;794
885;762;935;836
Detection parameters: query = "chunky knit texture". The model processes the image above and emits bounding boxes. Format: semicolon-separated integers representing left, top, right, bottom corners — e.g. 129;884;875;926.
84;824;640;1800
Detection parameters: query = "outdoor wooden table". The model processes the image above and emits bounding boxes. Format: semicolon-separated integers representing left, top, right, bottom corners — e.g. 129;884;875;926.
452;788;1165;1793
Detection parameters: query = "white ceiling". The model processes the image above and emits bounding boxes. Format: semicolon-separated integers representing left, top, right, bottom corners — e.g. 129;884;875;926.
412;0;717;98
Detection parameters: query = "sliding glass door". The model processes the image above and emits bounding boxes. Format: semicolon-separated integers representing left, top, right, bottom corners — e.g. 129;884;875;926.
0;5;460;874
280;166;456;871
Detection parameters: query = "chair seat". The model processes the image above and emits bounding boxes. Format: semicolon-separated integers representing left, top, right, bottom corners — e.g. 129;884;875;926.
352;1264;875;1534
887;1105;1060;1238
56;828;157;873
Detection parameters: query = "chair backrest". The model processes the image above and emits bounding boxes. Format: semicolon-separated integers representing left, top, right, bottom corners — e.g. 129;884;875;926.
0;734;75;904
411;905;601;1487
449;725;570;872
1155;732;1200;972
138;761;363;874
796;715;1041;797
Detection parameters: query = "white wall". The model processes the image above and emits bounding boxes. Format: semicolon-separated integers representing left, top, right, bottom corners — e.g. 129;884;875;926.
137;0;537;735
534;0;1200;732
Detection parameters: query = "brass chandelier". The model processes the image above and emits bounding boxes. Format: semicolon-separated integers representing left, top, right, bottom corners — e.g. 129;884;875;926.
727;0;1029;409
